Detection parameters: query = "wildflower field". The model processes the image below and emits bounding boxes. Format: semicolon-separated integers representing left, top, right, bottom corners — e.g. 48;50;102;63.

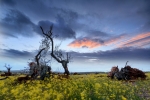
0;73;150;100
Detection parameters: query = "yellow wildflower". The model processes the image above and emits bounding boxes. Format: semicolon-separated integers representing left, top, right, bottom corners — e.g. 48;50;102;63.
121;95;127;100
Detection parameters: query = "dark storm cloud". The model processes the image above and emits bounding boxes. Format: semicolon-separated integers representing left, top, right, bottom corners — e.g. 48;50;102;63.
12;0;62;22
33;20;53;36
0;0;78;39
54;15;76;39
100;47;150;60
1;47;150;65
0;0;16;6
0;9;76;39
136;0;150;32
0;49;34;59
86;30;109;39
137;0;150;18
34;16;76;39
0;0;150;43
70;47;150;61
0;9;35;38
11;0;80;28
0;49;49;62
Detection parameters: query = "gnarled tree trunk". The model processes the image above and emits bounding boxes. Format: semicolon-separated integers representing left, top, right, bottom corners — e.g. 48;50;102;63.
40;26;70;75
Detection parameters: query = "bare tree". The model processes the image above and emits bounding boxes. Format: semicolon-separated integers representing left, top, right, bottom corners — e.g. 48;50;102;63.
35;48;45;67
40;25;71;75
28;36;51;80
30;48;45;79
36;34;51;66
0;64;12;78
4;64;12;76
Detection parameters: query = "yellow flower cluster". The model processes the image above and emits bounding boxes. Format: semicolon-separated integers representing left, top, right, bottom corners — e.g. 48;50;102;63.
0;73;149;100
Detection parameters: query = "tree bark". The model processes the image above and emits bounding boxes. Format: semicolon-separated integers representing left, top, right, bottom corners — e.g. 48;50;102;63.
35;48;45;66
61;60;69;75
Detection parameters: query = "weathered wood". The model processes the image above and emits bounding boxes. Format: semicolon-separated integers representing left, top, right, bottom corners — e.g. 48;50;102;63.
40;26;70;75
108;65;147;80
16;75;31;83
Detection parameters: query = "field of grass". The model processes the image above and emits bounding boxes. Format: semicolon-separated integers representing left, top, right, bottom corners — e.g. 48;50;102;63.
0;73;150;100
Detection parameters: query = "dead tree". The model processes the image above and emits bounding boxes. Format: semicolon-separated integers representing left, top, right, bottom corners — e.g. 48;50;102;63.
123;66;146;79
40;25;71;76
4;64;12;76
35;48;45;67
32;48;46;79
29;49;52;80
108;61;147;80
29;36;51;80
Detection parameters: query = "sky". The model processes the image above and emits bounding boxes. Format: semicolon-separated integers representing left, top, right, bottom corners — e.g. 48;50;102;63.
0;0;150;72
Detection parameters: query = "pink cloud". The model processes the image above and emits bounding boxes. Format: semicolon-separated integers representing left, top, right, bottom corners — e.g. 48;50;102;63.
118;32;150;48
68;32;150;49
68;38;102;48
104;35;126;46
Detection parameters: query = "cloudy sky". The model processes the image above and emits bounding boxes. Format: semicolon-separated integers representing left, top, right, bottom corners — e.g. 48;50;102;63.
0;0;150;72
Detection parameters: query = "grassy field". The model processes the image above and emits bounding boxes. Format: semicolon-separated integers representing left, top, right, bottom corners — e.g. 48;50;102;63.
0;73;150;100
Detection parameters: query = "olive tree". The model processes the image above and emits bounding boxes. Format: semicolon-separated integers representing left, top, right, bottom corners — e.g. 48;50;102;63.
28;35;51;80
40;25;71;75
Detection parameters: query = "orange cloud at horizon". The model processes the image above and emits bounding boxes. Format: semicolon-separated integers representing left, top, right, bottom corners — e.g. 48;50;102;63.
104;35;126;46
68;38;102;48
122;38;150;48
68;32;150;49
118;32;150;48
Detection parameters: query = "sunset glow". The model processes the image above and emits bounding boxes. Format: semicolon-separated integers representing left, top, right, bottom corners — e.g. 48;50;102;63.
68;38;102;48
0;0;150;72
118;32;150;48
